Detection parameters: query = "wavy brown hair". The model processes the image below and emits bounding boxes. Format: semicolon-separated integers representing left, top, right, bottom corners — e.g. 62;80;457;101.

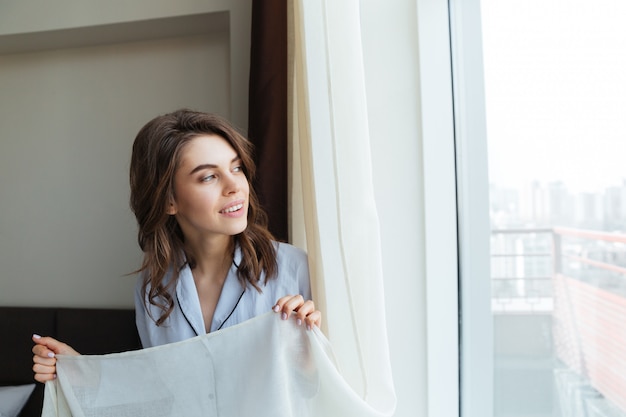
130;109;277;325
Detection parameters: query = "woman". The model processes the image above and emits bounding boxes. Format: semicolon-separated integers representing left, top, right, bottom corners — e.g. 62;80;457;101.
32;109;321;382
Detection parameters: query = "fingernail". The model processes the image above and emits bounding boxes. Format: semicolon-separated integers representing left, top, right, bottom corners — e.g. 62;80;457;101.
297;318;302;326
47;352;55;358
307;324;312;331
273;305;280;312
33;334;41;339
53;374;57;379
281;312;287;320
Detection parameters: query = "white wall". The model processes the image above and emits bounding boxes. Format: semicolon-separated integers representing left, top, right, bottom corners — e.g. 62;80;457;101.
0;0;251;127
0;1;252;308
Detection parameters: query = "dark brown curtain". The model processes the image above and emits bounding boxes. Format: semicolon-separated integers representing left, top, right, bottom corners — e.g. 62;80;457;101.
248;0;289;242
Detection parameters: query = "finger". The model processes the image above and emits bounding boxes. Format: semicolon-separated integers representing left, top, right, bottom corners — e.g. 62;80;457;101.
33;371;56;383
294;300;315;325
304;310;322;331
32;335;79;356
272;295;298;317
33;355;56;367
33;363;56;375
32;363;57;383
272;295;294;312
279;295;305;320
34;374;55;383
32;344;56;360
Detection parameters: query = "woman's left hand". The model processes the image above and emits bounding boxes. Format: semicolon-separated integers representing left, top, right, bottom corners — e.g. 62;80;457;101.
273;295;322;330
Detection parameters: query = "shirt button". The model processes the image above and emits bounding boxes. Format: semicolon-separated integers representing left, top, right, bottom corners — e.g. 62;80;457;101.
208;394;215;400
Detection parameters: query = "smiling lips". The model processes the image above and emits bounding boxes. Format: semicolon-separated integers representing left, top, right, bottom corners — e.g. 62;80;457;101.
220;202;245;216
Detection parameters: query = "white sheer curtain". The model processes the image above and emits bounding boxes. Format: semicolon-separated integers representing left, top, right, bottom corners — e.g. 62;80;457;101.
288;0;396;414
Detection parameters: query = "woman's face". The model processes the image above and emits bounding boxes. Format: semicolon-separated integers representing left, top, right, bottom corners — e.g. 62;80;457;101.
168;134;250;242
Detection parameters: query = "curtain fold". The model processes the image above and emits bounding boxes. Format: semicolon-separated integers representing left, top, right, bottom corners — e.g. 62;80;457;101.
289;0;396;414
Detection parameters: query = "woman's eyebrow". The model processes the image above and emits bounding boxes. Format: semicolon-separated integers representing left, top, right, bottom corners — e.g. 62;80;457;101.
188;156;241;175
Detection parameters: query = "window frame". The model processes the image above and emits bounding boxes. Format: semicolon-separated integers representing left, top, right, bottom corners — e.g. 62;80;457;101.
448;0;494;416
415;0;459;416
416;0;492;416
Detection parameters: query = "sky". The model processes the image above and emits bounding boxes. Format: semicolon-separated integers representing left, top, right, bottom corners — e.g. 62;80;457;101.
481;0;626;193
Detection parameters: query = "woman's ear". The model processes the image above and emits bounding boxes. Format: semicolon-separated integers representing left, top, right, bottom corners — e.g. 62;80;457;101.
166;198;177;215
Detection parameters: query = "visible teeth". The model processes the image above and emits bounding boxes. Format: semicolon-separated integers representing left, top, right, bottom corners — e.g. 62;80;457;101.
223;203;243;213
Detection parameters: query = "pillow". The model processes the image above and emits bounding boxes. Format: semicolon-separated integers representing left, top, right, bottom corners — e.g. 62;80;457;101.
0;384;36;417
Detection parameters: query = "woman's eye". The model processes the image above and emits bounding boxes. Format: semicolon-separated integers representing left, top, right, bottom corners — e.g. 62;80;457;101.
233;166;242;173
201;174;216;182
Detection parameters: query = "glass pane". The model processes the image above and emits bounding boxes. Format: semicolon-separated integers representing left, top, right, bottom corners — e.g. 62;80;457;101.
482;1;626;416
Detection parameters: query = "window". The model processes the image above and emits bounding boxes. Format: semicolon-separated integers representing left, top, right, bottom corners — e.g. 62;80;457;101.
456;1;626;416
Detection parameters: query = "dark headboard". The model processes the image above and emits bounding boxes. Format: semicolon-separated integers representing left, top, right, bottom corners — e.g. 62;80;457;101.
0;307;141;417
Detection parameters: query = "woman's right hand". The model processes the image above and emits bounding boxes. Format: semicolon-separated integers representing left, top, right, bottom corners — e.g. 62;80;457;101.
32;335;80;383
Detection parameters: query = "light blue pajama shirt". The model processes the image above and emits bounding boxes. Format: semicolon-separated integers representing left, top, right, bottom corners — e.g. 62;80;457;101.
135;241;311;348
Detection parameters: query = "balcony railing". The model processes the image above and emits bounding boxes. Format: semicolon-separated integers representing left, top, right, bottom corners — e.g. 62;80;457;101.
491;227;626;313
491;228;554;313
492;227;626;416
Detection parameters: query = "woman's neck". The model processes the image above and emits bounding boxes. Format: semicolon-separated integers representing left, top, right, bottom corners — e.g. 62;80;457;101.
186;235;234;285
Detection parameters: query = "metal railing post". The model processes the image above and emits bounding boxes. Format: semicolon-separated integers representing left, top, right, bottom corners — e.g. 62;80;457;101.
552;229;562;276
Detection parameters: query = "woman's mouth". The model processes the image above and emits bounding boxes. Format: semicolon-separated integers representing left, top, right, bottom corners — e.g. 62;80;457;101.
220;203;244;214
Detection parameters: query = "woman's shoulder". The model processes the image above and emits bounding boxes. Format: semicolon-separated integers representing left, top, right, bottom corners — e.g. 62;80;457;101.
270;241;311;296
134;264;180;295
273;241;308;265
271;241;310;281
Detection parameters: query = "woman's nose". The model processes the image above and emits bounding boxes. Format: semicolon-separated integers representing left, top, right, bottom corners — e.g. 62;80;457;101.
222;173;240;195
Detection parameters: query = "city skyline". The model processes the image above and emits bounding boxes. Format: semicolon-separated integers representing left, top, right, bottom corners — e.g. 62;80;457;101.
490;179;626;232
